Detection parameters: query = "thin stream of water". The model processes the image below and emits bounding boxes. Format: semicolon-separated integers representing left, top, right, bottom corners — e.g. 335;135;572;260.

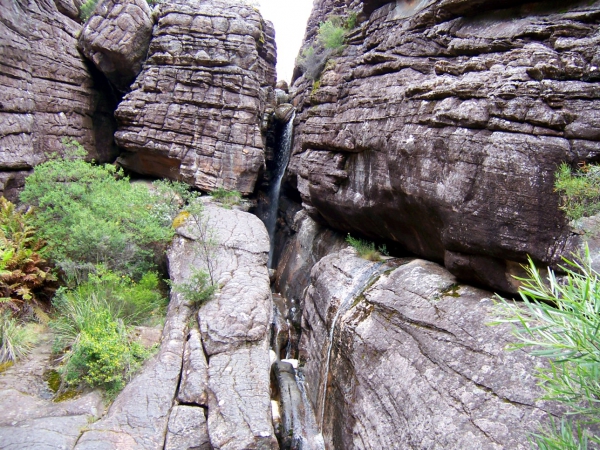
318;261;387;430
266;113;295;268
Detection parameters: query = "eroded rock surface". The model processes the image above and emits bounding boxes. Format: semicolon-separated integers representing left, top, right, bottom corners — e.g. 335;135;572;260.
79;0;154;92
296;247;560;449
289;0;600;291
0;0;118;176
171;200;278;449
115;0;277;195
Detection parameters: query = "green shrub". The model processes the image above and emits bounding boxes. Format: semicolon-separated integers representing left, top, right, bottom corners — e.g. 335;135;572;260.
0;313;38;363
211;188;241;208
346;234;383;261
20;140;176;280
555;162;600;221
318;19;346;50
168;268;216;305
494;250;600;448
51;268;162;396
0;197;55;313
79;0;99;21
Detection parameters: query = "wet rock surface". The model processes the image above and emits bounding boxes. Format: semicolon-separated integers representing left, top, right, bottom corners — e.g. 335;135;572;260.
295;248;560;449
115;0;277;195
78;0;154;92
0;332;104;450
0;0;118;174
289;0;600;291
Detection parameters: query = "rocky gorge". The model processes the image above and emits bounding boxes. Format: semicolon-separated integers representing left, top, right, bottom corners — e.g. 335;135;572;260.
1;0;600;448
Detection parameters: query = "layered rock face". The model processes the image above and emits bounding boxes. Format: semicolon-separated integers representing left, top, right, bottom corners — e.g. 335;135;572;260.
295;245;558;449
289;0;600;291
76;201;277;449
115;0;277;195
0;0;118;199
79;0;155;92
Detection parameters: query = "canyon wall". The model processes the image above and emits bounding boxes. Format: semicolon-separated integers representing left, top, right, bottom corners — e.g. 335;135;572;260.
289;0;600;291
0;0;118;200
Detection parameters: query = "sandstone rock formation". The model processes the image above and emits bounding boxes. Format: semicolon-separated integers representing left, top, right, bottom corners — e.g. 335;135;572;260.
292;245;560;449
115;0;277;195
0;0;118;199
79;0;154;92
289;0;600;291
75;201;277;449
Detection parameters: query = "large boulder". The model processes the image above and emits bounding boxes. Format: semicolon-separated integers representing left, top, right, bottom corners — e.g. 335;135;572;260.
78;0;155;92
0;0;118;194
289;0;600;291
115;0;277;195
295;246;561;449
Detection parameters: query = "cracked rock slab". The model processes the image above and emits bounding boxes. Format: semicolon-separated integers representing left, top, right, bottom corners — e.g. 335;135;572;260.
298;249;562;449
178;329;209;406
164;405;210;450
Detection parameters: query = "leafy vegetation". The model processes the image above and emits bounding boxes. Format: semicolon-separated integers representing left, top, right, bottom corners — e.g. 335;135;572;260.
494;250;600;448
0;197;55;315
346;234;386;261
211;188;241;208
0;313;38;364
21;139;175;280
79;0;99;21
555;162;600;221
168;268;216;305
298;11;358;80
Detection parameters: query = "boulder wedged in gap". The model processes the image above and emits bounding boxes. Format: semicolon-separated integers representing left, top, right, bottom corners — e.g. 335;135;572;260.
115;0;277;195
164;405;210;450
171;200;278;449
289;0;600;291
0;0;118;175
177;328;208;406
297;247;563;449
78;0;154;92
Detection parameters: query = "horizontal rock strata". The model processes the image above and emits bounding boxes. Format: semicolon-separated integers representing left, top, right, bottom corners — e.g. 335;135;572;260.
115;0;277;195
289;0;600;291
0;0;118;174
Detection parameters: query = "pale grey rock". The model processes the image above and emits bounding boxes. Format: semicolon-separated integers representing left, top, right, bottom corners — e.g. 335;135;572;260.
296;248;562;449
171;201;277;449
164;405;210;450
177;329;209;406
206;340;278;450
79;0;154;92
115;0;277;195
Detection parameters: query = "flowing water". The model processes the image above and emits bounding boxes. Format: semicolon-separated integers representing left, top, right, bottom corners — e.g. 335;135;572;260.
318;261;387;430
266;113;295;268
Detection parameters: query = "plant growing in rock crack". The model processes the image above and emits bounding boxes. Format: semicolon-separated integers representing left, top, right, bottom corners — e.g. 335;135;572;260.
555;162;600;221
346;234;387;261
493;247;600;448
170;200;219;304
211;188;242;209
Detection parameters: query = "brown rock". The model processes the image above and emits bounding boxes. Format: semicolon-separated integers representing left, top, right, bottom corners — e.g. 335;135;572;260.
0;0;118;177
289;0;600;291
115;0;277;195
78;0;154;92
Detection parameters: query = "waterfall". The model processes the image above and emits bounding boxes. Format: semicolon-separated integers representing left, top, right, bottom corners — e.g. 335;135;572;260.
266;112;295;268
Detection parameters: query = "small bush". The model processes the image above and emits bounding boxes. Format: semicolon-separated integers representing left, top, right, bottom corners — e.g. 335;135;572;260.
21;140;176;280
51;268;163;396
211;188;241;208
494;249;600;448
169;268;217;305
79;0;99;21
0;313;38;363
318;19;346;50
0;197;55;314
346;234;383;261
555;162;600;221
